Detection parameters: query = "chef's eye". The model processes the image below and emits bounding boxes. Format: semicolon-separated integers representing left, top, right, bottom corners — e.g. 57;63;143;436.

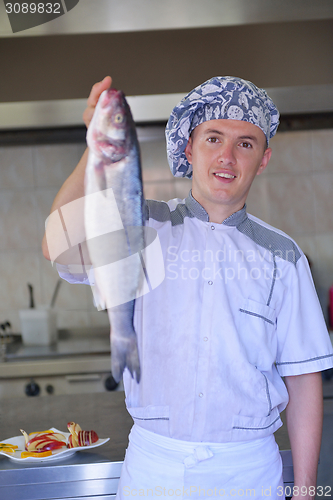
240;141;252;148
208;137;219;143
114;113;123;123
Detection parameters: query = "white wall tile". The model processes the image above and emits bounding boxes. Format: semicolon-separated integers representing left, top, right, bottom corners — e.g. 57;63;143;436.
0;251;41;312
312;173;333;233
267;130;313;174
174;179;192;200
0;191;39;251
35;188;59;246
266;174;316;236
246;175;269;222
33;144;79;188
312;129;333;172
141;140;173;182
57;309;90;329
0;146;34;190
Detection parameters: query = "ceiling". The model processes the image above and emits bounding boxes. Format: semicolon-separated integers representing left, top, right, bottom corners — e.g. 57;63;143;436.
1;0;333;129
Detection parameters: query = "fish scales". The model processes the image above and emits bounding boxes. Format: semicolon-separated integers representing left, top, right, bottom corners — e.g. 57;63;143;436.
85;88;144;383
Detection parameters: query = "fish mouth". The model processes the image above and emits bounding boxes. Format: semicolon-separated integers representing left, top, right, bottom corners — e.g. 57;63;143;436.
93;132;128;160
95;130;125;147
96;141;126;161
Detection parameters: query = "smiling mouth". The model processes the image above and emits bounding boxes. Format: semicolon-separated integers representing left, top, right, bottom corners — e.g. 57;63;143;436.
214;172;236;179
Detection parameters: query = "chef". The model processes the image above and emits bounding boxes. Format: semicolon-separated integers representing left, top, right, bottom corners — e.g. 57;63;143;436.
43;76;333;499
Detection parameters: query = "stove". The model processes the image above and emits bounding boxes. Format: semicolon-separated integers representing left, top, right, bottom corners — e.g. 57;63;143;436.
0;328;123;399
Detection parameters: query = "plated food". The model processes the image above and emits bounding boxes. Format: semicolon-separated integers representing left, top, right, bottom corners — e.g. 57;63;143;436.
0;422;109;462
20;429;67;454
67;421;99;448
0;443;18;454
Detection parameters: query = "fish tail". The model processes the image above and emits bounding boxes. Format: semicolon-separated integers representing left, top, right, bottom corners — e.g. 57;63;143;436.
111;331;141;383
126;336;141;383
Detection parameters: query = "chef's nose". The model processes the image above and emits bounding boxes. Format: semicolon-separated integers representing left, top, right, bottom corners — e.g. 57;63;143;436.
218;141;236;165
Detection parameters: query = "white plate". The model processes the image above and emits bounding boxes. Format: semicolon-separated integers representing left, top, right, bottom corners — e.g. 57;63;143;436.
0;427;110;463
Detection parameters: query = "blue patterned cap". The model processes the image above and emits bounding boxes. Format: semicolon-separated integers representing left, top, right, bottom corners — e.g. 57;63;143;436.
166;76;280;178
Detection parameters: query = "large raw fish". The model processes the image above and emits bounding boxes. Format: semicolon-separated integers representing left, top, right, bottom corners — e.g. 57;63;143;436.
85;88;144;383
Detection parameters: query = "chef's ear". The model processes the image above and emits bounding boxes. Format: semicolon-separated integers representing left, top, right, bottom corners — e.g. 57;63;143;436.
184;137;193;164
256;147;272;176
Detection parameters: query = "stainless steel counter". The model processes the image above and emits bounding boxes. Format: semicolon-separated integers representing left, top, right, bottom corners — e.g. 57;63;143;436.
0;392;133;499
1;328;111;364
0;392;293;499
0;453;123;499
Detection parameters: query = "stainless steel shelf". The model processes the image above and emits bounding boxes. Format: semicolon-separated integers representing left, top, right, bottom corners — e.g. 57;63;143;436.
0;455;123;500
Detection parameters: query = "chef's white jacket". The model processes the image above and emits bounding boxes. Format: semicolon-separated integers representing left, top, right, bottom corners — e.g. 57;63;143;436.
58;192;333;443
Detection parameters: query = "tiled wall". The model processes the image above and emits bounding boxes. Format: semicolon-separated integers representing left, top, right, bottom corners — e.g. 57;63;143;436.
0;127;332;333
247;129;333;320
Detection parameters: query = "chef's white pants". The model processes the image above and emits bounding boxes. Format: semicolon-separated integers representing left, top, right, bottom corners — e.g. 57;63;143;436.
116;424;285;500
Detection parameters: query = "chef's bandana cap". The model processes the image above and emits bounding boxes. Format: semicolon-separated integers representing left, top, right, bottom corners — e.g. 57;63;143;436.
166;76;280;179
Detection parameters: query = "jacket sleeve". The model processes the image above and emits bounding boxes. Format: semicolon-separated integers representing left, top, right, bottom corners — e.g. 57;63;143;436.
56;263;95;286
275;253;333;376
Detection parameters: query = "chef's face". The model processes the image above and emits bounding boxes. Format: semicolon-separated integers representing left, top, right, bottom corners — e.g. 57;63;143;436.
185;119;272;223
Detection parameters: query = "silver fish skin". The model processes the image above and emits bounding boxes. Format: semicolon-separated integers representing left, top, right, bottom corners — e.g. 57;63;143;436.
85;88;144;383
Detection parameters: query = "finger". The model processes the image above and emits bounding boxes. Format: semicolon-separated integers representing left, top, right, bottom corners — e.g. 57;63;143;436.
87;76;112;108
83;106;95;128
83;76;112;128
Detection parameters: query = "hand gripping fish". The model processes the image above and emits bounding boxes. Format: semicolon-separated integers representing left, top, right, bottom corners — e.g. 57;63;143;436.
85;89;144;383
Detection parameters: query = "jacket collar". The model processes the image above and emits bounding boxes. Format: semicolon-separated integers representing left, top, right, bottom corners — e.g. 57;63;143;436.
185;191;248;227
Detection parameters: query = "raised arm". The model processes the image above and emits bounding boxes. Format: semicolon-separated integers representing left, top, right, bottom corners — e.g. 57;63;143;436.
42;76;112;261
284;372;323;499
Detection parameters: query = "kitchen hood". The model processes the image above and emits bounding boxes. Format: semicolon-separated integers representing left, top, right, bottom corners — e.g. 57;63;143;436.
1;0;333;129
1;0;333;38
1;85;333;130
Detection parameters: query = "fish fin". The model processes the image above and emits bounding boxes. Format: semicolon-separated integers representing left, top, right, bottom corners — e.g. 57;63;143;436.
98;170;107;193
111;333;141;383
94;160;107;193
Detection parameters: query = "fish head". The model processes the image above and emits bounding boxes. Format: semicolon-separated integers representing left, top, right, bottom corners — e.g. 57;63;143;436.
89;88;133;163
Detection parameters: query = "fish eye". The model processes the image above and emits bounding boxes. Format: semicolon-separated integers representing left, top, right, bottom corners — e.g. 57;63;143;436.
114;113;123;123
